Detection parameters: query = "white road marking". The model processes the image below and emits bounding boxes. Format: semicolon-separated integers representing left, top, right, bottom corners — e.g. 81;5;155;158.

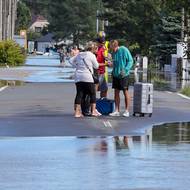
177;93;190;100
0;86;8;92
166;91;190;100
166;91;173;94
103;120;112;128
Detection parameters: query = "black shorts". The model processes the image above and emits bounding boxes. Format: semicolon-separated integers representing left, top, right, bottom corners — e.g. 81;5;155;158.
112;76;129;90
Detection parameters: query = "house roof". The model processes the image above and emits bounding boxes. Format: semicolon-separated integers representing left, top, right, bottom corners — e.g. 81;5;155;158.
29;15;49;30
31;15;47;24
36;33;56;43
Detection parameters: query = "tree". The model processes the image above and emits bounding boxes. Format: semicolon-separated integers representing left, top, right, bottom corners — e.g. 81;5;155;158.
22;0;50;17
15;1;31;34
102;0;161;54
47;0;98;45
150;14;181;68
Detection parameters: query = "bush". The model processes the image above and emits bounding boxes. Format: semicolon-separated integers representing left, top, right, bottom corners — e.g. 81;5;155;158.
180;86;190;97
0;40;26;67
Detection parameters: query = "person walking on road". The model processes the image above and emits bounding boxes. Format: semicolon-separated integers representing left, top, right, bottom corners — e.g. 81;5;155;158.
109;40;134;117
69;42;100;118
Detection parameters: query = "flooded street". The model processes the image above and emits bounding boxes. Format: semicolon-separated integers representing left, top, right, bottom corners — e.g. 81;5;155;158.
24;55;75;82
0;56;190;189
0;56;76;83
0;55;189;89
1;0;190;188
0;123;190;190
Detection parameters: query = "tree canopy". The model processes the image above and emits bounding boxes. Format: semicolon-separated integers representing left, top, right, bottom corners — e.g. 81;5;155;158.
18;0;190;62
47;0;98;45
15;1;31;34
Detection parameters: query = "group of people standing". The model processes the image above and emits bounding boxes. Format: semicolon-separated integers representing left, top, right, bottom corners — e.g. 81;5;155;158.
69;38;134;118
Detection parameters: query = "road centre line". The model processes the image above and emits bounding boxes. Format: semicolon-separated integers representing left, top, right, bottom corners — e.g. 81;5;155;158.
103;120;112;128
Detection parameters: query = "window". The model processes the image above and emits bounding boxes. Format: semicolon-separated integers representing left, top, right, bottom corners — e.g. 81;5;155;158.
35;27;42;33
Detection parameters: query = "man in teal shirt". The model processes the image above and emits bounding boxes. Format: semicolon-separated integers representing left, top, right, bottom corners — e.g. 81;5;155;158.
109;40;133;117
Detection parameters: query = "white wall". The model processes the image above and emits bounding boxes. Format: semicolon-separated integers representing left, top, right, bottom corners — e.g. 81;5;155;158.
14;35;25;48
177;42;187;58
37;42;52;52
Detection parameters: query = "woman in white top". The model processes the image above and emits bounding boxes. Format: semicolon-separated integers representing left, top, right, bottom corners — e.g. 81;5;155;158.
70;42;100;118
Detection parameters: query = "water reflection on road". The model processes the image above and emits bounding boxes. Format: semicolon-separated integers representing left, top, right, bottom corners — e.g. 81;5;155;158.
0;123;190;190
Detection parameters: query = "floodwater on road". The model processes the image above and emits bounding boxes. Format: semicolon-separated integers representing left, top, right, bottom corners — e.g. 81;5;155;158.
0;122;190;190
1;55;189;88
23;56;190;89
24;56;75;82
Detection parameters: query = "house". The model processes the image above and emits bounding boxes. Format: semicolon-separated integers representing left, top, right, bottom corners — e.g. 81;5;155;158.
29;15;49;33
35;33;56;53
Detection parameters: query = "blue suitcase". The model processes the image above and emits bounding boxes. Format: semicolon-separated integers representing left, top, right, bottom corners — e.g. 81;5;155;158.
96;98;115;115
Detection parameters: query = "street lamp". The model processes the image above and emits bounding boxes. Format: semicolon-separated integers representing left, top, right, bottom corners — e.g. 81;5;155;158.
96;10;99;33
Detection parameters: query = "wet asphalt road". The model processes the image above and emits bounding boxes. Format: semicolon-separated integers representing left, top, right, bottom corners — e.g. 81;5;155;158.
0;56;190;136
0;57;190;190
0;82;189;137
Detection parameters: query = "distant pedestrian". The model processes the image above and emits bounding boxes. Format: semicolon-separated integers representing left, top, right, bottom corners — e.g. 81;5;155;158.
57;48;64;66
109;40;134;117
69;42;101;118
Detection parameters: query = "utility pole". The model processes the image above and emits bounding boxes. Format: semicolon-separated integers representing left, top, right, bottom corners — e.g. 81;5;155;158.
2;0;8;40
96;10;99;33
0;0;17;40
12;0;17;39
7;0;11;39
181;7;185;42
0;0;2;40
96;0;103;33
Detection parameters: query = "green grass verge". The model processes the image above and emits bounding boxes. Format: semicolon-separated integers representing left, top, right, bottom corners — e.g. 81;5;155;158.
180;86;190;97
0;81;7;87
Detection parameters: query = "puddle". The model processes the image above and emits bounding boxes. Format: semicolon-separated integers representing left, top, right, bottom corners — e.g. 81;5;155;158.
0;122;190;190
153;122;190;144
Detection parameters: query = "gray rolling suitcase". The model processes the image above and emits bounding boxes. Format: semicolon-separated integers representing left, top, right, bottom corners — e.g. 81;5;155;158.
133;82;153;117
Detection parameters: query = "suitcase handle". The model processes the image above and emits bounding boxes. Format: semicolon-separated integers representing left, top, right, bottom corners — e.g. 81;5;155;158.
147;87;151;104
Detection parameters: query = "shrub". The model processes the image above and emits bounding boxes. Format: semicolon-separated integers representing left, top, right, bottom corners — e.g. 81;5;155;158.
0;40;26;67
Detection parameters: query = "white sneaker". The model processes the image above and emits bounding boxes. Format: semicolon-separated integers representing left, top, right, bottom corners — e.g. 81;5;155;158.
109;111;120;116
123;110;130;117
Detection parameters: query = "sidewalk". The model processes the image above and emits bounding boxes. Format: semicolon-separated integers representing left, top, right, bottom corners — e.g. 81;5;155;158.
0;82;189;137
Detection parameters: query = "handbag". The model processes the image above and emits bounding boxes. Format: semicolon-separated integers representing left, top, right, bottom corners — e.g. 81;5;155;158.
92;68;99;84
82;58;99;84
